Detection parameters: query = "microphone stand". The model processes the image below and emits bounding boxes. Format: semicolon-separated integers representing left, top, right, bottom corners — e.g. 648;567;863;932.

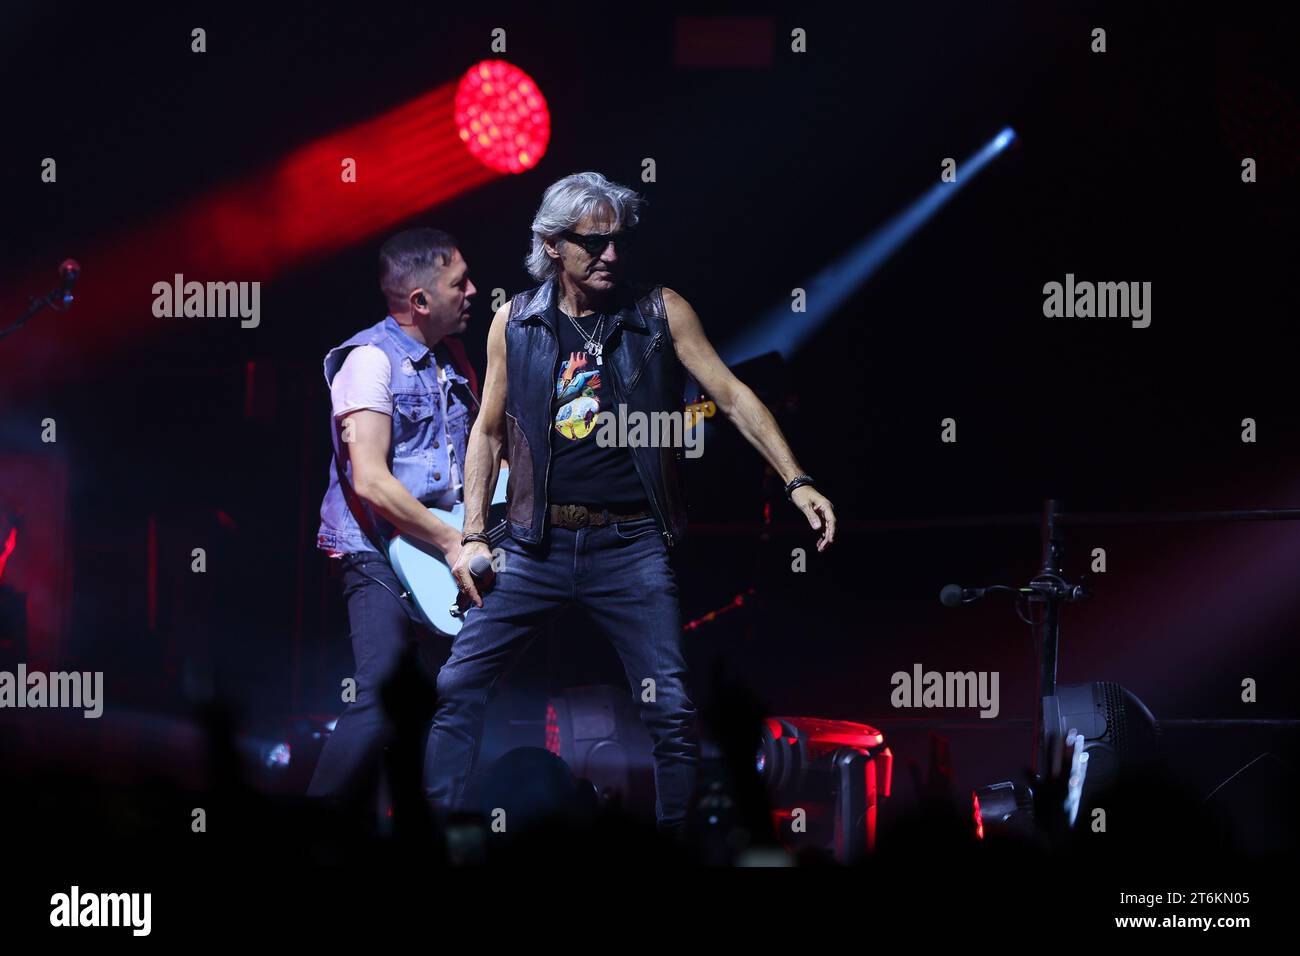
948;497;1091;782
1029;498;1082;777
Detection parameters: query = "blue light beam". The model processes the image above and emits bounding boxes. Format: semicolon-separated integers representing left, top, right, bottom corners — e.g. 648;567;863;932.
721;126;1017;365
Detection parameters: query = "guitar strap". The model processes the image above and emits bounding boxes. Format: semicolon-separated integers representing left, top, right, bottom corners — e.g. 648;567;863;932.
438;336;481;409
332;440;432;625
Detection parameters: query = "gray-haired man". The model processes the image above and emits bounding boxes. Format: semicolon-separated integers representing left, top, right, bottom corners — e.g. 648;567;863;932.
426;172;836;834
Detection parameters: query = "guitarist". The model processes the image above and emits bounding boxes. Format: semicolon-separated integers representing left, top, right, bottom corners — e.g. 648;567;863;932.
309;227;481;806
429;173;837;836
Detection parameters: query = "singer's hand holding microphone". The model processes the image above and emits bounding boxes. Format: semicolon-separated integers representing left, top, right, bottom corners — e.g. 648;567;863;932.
451;540;496;612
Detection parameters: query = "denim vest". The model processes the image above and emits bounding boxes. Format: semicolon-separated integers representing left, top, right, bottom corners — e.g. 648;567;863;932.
504;277;689;548
316;316;474;555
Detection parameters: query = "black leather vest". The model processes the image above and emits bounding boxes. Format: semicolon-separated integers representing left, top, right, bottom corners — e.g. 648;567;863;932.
503;277;688;547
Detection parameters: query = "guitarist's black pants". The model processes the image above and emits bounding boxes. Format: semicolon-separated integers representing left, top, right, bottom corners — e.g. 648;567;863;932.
307;552;444;812
424;516;700;834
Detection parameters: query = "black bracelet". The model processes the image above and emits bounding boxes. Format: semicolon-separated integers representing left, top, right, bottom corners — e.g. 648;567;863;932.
784;474;815;500
461;531;491;547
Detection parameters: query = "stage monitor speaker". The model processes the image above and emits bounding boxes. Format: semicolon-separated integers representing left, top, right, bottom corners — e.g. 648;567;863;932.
545;685;656;821
1042;681;1160;802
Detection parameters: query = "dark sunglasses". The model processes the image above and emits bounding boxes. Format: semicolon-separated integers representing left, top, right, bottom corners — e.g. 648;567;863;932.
559;228;636;256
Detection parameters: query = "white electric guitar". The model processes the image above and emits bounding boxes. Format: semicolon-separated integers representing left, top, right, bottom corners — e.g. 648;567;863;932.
388;467;511;636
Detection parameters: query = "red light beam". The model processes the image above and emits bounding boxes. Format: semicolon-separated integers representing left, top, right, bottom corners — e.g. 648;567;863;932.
0;61;551;401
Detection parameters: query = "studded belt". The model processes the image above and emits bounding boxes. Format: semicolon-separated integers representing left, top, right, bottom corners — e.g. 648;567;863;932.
548;503;654;530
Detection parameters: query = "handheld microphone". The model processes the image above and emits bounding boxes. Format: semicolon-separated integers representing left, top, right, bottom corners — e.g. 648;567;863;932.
468;553;494;582
449;553;497;618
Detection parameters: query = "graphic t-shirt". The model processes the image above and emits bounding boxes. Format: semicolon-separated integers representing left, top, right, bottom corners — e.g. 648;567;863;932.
548;306;648;508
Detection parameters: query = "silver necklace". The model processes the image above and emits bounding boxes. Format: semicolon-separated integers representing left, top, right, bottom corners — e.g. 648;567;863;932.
563;309;605;365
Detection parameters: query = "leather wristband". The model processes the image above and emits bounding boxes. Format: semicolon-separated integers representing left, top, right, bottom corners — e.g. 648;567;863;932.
784;474;816;500
460;531;491;547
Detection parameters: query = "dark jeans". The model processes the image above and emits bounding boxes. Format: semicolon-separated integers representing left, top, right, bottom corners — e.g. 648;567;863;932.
306;553;440;802
424;515;699;831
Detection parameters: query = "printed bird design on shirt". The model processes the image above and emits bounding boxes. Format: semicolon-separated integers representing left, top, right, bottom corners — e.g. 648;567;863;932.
555;351;602;441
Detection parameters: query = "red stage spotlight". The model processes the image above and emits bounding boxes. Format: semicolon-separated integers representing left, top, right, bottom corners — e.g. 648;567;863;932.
0;62;552;401
455;60;551;174
759;717;893;861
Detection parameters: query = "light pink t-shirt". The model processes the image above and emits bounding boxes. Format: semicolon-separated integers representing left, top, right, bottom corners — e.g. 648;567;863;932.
331;344;393;418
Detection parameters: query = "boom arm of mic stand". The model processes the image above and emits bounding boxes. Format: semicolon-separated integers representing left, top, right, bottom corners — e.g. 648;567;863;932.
0;286;74;343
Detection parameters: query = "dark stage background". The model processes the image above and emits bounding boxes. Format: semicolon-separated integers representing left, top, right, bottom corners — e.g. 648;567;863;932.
1;2;1297;814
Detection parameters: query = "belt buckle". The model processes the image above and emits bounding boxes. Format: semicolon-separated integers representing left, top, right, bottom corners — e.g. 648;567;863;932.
559;503;588;528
